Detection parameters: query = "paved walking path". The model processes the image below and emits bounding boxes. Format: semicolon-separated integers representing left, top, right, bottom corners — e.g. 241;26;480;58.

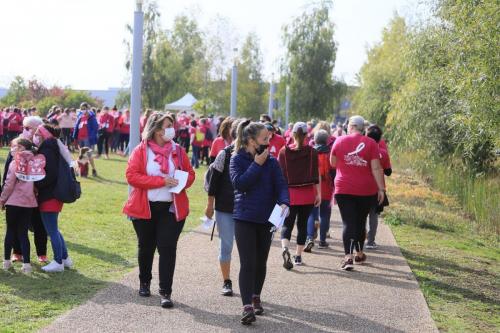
41;208;437;333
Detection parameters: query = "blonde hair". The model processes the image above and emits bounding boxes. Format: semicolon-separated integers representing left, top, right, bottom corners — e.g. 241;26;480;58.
312;121;331;136
142;111;174;141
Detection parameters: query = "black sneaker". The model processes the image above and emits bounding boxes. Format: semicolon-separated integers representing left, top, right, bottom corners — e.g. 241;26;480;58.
304;239;314;253
221;279;233;296
159;290;173;308
318;241;329;249
293;255;303;266
341;258;354;271
282;247;293;270
241;306;256;325
138;282;150;297
252;296;264;315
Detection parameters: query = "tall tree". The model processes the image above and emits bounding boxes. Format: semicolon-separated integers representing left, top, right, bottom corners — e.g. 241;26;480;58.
281;1;337;121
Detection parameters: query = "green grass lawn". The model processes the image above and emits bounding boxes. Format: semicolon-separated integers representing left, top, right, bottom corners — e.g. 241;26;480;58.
0;148;207;333
384;170;500;332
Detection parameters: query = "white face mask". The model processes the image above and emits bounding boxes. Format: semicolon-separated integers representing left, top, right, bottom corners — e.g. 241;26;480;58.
22;128;33;140
33;135;41;146
10;146;17;154
163;127;176;141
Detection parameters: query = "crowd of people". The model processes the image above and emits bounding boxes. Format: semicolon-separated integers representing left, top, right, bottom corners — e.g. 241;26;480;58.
1;102;391;326
122;110;391;325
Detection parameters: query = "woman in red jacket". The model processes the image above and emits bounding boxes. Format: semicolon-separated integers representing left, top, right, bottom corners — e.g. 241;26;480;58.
123;111;195;309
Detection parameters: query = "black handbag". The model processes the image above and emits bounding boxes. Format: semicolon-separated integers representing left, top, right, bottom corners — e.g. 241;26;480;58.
377;192;389;213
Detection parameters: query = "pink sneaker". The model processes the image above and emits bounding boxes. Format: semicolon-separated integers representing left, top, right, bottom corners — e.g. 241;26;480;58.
11;254;23;262
38;255;49;263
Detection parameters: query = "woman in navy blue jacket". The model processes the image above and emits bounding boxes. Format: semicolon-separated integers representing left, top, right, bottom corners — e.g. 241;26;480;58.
229;120;289;325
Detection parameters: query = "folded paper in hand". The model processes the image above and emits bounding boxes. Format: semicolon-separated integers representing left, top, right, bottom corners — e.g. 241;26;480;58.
200;216;215;230
268;204;288;229
168;170;189;194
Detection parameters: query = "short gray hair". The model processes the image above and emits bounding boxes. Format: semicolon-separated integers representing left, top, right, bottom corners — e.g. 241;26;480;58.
23;116;43;129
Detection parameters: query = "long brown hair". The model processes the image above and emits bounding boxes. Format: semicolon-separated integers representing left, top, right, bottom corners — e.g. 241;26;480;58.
234;120;265;152
142;111;174;141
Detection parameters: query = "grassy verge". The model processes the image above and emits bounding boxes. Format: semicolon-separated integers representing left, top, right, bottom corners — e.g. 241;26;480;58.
0;148;207;333
384;168;500;332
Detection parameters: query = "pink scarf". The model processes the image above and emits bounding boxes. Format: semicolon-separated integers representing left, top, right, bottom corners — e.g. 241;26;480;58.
148;140;173;174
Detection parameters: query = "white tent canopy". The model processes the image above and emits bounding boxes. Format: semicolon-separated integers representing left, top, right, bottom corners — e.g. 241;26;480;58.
164;93;197;111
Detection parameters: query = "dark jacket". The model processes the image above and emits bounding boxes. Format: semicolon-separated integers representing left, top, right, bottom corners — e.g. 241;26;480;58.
73;111;98;145
208;145;234;214
230;148;290;224
1;152;13;192
35;138;60;204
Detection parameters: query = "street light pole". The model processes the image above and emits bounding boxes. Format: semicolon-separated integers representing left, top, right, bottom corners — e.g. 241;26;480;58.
230;48;238;118
129;0;144;155
268;74;275;119
285;85;290;126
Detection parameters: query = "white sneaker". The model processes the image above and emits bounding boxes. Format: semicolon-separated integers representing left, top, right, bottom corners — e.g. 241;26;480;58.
3;260;12;270
21;263;32;274
42;260;64;272
62;257;73;268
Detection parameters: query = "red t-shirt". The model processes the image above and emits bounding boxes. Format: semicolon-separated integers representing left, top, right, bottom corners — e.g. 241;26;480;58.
269;134;286;158
210;137;229;158
40;199;63;213
120;115;130;134
380;148;391;170
99;113;115;133
8;113;23;132
78;115;89;140
318;152;334;201
379;139;388;152
289;186;316;206
330;133;380;196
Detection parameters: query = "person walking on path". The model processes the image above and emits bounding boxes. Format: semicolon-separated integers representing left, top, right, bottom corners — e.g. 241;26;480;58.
123;112;195;309
365;125;392;249
278;122;320;268
304;129;335;252
1;138;42;274
205;119;239;297
33;124;73;273
230;120;289;325
329;115;385;271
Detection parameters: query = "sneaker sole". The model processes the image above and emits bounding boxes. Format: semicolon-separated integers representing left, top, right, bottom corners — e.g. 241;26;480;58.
304;242;314;253
341;265;354;271
221;291;233;297
254;308;264;315
241;314;256;325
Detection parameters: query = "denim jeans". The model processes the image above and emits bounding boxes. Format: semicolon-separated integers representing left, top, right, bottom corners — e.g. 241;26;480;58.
215;211;235;263
307;200;332;242
306;200;332;242
41;212;68;264
191;145;200;168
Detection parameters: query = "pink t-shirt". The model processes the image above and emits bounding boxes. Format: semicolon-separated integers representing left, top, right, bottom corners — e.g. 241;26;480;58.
330;133;380;196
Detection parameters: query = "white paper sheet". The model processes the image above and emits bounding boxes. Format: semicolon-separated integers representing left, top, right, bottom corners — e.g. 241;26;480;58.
200;216;215;230
167;170;189;194
268;204;288;229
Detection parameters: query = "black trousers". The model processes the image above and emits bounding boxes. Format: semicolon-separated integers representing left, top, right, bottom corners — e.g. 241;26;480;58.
234;220;273;306
335;194;376;254
97;131;111;155
13;208;47;257
132;202;185;295
4;206;32;263
281;204;314;245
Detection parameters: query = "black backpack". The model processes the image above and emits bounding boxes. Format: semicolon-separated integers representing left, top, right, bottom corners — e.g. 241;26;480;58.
53;155;81;204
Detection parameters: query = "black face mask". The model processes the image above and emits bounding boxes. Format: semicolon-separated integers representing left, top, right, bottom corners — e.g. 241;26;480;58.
256;144;269;155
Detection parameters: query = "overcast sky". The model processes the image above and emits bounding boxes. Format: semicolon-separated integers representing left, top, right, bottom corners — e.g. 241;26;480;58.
0;0;428;90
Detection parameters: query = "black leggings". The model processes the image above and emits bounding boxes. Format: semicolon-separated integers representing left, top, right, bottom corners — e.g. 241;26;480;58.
132;202;185;295
13;208;47;257
97;131;111;155
234;220;273;306
335;194;376;254
281;204;314;245
4;206;32;263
